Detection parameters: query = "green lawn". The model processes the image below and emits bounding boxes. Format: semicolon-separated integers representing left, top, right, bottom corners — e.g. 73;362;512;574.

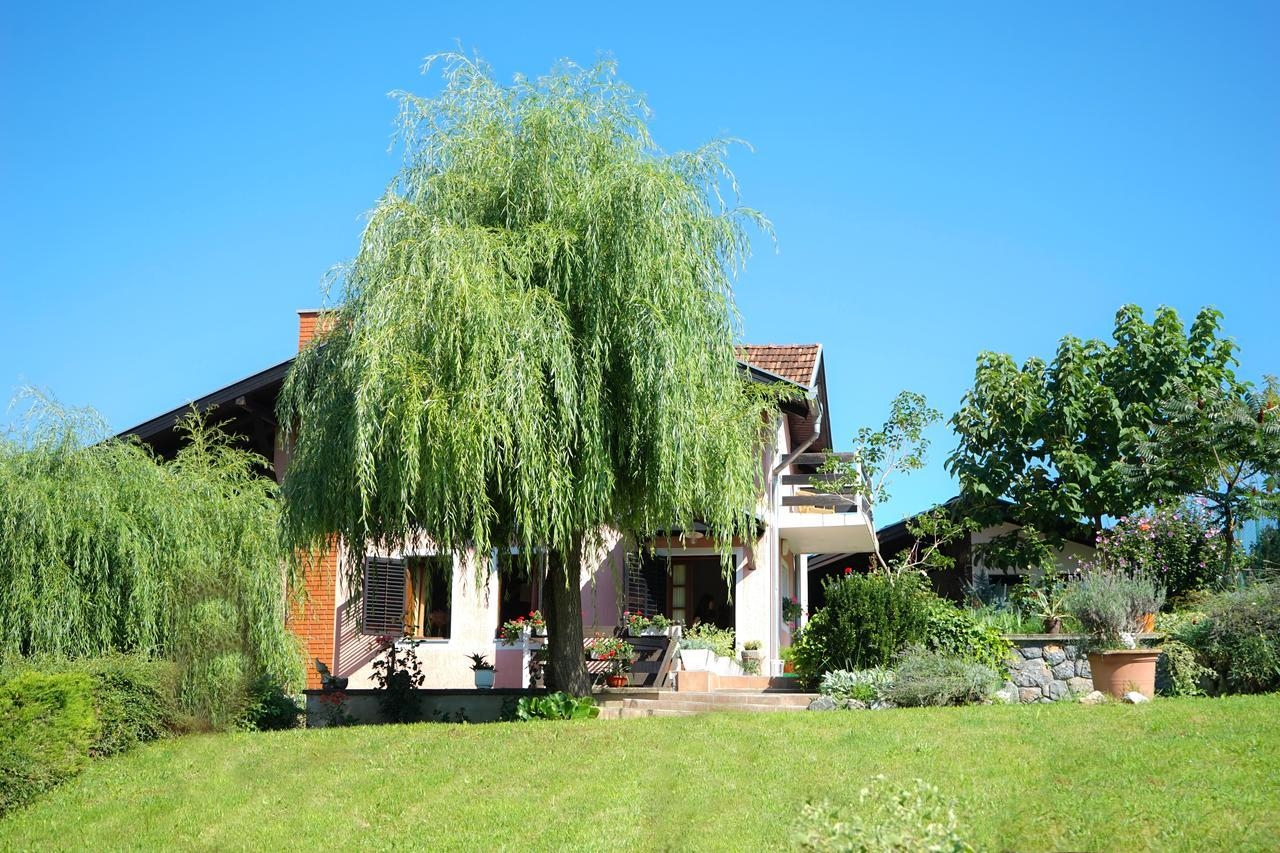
2;696;1278;851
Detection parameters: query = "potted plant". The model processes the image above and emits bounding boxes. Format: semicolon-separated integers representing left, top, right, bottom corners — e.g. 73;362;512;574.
500;614;532;644
527;610;547;637
678;624;734;671
740;640;764;675
781;596;803;625
623;611;674;636
1067;567;1166;699
587;634;635;688
468;653;496;689
1015;574;1071;634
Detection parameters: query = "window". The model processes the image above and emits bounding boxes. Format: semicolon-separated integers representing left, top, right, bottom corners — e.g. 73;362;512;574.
496;551;541;628
362;555;453;639
407;556;453;639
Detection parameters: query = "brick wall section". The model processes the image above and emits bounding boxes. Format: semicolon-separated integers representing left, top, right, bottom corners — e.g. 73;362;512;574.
290;548;339;689
297;309;336;350
292;309;341;689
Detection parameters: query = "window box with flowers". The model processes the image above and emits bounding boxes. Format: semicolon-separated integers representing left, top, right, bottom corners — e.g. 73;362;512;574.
623;611;677;637
500;610;547;645
587;634;635;688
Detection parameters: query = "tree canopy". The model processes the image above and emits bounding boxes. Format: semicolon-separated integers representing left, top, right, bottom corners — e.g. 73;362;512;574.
947;305;1238;553
277;56;780;692
0;394;301;727
1140;376;1280;561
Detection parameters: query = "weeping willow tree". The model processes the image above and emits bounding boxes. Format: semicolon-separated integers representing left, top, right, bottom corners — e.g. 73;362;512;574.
278;55;784;694
0;393;303;727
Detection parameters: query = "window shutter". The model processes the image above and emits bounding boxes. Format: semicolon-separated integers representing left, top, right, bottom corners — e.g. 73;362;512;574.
362;557;407;636
623;552;666;616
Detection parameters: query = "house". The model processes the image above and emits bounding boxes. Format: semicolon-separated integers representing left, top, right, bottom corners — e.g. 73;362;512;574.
806;496;1097;609
122;312;877;689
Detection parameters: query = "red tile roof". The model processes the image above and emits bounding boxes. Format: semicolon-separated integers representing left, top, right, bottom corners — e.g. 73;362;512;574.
735;344;821;387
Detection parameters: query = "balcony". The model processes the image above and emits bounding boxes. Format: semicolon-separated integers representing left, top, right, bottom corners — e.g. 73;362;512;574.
776;453;877;555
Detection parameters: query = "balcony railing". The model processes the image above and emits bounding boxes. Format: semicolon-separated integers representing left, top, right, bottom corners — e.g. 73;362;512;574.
779;452;872;522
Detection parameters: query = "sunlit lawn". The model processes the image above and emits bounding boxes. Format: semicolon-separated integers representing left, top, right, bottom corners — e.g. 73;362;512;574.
2;695;1278;851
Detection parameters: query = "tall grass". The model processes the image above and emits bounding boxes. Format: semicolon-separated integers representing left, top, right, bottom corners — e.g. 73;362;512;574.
0;393;302;727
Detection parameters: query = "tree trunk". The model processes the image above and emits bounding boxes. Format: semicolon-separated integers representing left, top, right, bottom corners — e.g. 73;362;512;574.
544;538;591;695
1223;503;1236;580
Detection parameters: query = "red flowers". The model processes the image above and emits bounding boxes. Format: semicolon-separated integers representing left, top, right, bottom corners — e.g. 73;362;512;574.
844;566;853;576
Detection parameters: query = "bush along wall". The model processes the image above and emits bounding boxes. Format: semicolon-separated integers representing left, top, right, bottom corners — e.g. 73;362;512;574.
791;571;1010;685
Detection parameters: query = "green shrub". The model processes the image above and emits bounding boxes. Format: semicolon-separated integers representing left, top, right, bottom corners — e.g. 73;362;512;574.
238;676;304;731
679;624;735;659
0;655;182;756
71;655;181;755
0;671;99;816
796;776;973;852
1066;566;1165;646
791;573;932;681
1156;639;1213;697
923;600;1011;674
818;668;894;704
881;647;998;707
1180;582;1280;694
512;692;598;721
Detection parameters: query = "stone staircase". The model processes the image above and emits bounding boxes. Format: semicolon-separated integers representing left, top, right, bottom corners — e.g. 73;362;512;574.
595;685;817;720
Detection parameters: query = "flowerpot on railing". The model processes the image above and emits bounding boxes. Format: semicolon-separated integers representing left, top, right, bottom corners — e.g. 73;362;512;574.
1043;617;1063;635
474;669;495;690
606;674;628;688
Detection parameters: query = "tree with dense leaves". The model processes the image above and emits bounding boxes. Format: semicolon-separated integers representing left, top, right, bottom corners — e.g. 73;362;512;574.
277;56;781;695
1139;376;1280;568
947;305;1238;563
1252;523;1280;577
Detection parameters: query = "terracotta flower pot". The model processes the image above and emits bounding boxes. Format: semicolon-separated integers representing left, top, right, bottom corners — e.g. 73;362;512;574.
606;674;627;688
1043;617;1063;635
1087;648;1161;699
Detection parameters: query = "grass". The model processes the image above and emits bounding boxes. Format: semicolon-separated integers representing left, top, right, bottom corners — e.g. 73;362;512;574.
2;696;1278;851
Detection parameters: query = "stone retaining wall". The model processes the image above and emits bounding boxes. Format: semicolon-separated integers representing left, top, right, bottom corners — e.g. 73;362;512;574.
1000;634;1167;702
1002;635;1094;703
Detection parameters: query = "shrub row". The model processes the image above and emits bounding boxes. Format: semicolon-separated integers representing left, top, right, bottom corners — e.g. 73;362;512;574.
791;572;1010;683
1177;582;1280;695
0;655;188;816
0;671;98;815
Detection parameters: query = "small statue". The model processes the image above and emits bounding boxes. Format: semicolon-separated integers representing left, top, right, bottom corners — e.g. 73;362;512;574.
314;657;348;690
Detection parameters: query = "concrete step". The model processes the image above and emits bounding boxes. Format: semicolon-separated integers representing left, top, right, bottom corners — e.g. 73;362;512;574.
619;707;696;719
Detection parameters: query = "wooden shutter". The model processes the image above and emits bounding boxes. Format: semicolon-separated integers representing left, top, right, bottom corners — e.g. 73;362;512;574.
623;553;668;617
362;557;407;635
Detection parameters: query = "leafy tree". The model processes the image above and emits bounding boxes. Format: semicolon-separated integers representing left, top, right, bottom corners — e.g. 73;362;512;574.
277;56;781;694
817;391;974;572
0;393;301;727
1251;523;1280;577
1140;377;1280;567
947;305;1238;558
818;391;940;509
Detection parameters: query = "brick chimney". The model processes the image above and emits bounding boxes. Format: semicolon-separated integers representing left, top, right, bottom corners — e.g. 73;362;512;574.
297;309;335;351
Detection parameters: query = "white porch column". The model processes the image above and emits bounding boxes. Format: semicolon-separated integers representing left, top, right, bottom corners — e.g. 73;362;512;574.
798;553;809;629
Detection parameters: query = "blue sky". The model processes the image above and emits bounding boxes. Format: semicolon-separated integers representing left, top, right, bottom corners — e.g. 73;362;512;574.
2;2;1277;525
